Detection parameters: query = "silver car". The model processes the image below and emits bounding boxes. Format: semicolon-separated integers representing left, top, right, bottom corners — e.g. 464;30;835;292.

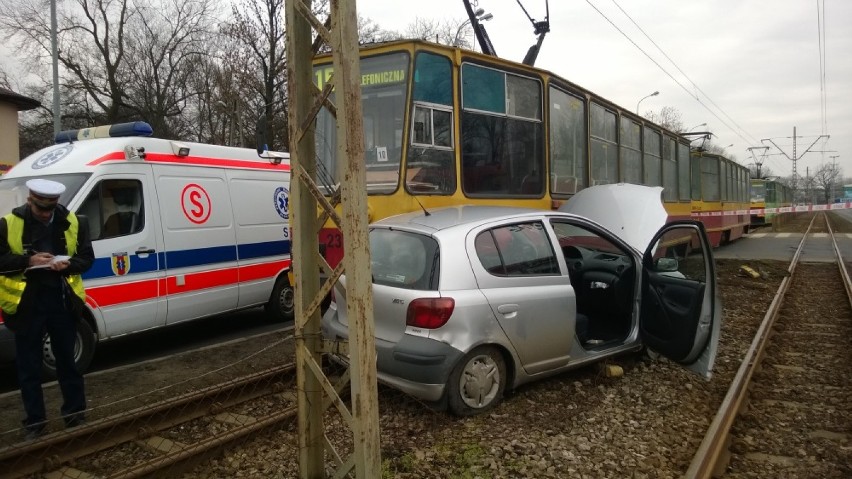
322;184;720;416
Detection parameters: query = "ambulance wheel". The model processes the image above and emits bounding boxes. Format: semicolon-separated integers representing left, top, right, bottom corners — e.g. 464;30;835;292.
266;276;295;322
41;319;96;381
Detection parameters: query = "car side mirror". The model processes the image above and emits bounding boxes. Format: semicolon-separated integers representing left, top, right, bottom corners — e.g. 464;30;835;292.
655;257;679;272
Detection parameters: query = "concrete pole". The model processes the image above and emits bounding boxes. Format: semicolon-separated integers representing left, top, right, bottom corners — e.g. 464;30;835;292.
50;0;60;135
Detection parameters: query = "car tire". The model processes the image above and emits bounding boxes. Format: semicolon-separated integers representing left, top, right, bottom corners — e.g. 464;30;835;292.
42;319;96;380
447;346;507;416
265;276;295;322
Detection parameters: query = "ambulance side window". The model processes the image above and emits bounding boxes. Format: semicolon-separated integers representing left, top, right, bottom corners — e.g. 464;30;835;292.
78;180;145;240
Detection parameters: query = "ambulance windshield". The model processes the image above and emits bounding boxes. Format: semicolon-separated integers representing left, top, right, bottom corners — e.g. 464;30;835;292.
0;174;90;216
313;51;410;195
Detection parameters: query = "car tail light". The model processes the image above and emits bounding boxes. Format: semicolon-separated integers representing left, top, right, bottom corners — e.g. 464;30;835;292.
406;298;455;329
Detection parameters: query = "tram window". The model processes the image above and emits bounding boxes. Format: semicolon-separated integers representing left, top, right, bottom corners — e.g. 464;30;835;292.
549;87;587;195
690;155;702;201
461;63;544;197
411;104;452;148
701;157;720;201
643;128;662;187
590;103;617;185
412;107;432;145
312;52;409;195
728;162;736;201
720;160;729;201
462;64;506;113
677;143;691;202
461;114;543;196
619;118;642;184
413;52;452;106
407;105;456;195
662;136;678;201
506;75;541;120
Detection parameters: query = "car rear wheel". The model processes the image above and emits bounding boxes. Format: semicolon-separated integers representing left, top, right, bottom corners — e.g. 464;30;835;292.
447;346;506;416
42;319;96;380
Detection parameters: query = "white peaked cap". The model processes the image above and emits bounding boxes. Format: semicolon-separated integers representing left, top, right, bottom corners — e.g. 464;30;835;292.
26;179;66;198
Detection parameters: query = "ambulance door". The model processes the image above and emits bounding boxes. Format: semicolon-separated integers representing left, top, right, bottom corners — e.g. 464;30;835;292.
73;165;167;338
154;168;240;324
227;170;291;309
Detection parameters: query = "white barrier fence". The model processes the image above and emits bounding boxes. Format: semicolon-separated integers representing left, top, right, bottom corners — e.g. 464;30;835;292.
691;201;852;218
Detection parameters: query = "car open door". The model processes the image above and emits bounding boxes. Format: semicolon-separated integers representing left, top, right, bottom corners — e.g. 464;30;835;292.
639;221;720;378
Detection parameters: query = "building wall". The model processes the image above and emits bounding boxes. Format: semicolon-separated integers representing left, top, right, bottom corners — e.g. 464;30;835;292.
0;102;21;172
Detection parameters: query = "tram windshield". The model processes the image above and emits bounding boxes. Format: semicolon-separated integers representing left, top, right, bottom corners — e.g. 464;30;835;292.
750;181;766;202
313;52;409;194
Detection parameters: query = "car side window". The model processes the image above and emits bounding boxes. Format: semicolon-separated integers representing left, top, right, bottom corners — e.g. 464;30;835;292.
649;228;706;282
78;179;145;240
475;221;559;276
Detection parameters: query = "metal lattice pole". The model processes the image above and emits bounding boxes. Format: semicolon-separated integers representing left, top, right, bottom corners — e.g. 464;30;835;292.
284;0;381;477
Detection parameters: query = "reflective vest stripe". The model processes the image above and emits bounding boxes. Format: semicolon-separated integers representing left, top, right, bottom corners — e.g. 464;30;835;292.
0;213;86;315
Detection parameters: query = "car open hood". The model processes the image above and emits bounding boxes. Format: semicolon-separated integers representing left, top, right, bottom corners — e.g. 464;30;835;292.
559;184;668;252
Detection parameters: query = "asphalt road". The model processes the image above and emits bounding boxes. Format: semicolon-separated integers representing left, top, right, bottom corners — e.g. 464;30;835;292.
715;210;852;263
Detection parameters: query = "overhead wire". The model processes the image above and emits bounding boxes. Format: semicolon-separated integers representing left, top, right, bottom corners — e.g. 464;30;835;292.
584;0;786;171
816;0;829;154
607;0;761;148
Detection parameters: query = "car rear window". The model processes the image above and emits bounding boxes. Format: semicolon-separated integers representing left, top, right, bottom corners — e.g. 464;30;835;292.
370;228;439;290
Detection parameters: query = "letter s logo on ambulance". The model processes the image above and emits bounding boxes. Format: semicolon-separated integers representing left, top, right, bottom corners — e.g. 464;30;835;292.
181;183;212;224
111;252;131;276
274;186;290;220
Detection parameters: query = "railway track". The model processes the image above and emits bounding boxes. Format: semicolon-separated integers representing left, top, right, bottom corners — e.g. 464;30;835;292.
1;212;849;477
0;363;299;478
687;212;852;477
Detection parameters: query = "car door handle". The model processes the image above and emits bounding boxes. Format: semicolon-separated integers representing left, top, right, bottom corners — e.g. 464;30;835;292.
135;247;156;256
497;304;519;314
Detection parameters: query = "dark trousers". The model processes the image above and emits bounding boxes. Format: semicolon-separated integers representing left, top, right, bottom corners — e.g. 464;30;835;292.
14;284;86;431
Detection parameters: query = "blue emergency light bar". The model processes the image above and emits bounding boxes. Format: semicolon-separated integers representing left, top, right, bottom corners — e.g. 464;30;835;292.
55;121;154;144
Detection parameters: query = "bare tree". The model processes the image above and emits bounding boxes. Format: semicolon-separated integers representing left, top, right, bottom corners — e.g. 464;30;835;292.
402;17;471;47
0;0;219;141
747;163;774;180
811;162;843;204
222;0;334;150
124;0;220;139
643;106;684;133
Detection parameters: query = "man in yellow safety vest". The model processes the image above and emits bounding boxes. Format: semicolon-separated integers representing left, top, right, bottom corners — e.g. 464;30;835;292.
0;178;93;440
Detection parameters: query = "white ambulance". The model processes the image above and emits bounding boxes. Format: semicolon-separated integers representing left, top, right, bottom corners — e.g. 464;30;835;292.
0;122;293;377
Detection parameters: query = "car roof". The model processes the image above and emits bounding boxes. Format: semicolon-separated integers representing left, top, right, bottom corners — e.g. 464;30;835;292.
373;205;555;233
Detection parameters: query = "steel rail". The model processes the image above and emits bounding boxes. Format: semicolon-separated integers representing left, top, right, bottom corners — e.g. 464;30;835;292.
684;214;819;478
0;363;295;478
826;214;852;311
105;405;298;479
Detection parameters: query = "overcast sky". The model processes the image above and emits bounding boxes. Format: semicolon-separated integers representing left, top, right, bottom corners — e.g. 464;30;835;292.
2;1;848;180
361;0;851;179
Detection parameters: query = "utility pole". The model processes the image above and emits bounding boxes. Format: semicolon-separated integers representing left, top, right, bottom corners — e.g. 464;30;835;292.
284;0;381;477
50;0;60;136
761;127;829;204
829;155;840;201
